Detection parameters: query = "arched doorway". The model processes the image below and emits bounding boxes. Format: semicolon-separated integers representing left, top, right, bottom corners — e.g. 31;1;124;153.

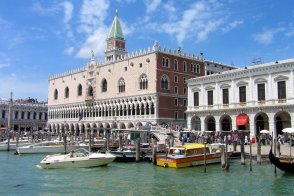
275;111;291;136
205;116;216;131
220;115;232;131
255;112;269;135
191;116;201;131
236;113;249;130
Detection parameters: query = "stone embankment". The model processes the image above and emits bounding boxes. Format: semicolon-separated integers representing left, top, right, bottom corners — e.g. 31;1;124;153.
227;143;293;157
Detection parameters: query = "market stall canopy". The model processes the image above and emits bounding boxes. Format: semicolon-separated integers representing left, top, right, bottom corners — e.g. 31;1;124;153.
260;130;270;134
282;128;294;134
236;114;249;126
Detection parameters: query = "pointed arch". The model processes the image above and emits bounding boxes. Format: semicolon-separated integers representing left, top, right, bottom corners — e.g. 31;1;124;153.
139;74;148;90
160;75;169;90
77;84;82;96
118;77;125;93
54;89;58;100
88;85;93;96
102;78;107;92
64;86;69;98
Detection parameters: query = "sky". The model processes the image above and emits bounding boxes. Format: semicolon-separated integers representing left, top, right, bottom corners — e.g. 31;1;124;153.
0;0;293;101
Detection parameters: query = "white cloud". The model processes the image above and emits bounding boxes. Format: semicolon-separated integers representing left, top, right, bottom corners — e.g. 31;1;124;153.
285;26;294;37
160;1;226;45
0;63;9;69
62;1;74;24
222;20;243;32
78;0;109;34
65;47;74;55
31;1;60;15
145;0;161;14
76;27;109;59
253;28;284;45
163;2;177;21
76;0;111;59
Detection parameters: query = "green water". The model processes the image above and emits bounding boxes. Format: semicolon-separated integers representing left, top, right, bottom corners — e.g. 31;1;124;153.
0;152;293;196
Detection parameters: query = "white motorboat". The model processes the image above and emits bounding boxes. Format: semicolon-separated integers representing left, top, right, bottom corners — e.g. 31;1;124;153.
40;148;116;169
0;139;31;151
16;141;88;154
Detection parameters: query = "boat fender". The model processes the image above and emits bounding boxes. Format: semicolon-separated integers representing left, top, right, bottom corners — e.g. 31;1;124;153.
123;153;126;158
164;163;168;168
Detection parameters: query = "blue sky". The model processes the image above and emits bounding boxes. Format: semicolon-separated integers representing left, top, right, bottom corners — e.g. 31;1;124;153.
0;0;293;101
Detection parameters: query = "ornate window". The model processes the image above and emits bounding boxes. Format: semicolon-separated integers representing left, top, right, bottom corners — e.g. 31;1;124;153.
160;75;169;90
196;64;200;73
64;87;69;98
162;57;170;68
257;83;265;101
207;90;213;106
54;89;58;100
277;81;286;99
194;92;199;106
223;88;229;104
139;74;148;90
174;59;178;71
102;79;107;92
239;86;246;103
77;84;82;96
191;63;196;72
88;85;93;96
118;78;125;93
183;61;187;72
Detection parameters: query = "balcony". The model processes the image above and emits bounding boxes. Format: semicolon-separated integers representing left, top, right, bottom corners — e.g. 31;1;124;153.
85;96;94;102
278;99;286;103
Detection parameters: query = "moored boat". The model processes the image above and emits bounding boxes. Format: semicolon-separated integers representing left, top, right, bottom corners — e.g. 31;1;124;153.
0;139;31;151
16;140;88;154
40;148;116;169
107;143;150;161
156;143;228;168
269;148;294;173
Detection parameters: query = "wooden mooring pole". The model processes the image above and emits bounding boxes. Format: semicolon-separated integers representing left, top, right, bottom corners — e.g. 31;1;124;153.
152;136;157;165
204;142;207;173
249;138;252;171
136;137;140;162
257;136;261;164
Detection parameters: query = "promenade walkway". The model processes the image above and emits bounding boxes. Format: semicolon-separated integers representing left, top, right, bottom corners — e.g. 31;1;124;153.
228;143;293;157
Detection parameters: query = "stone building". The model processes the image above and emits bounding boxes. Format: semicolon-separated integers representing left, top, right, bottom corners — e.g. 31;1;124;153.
0;97;48;132
186;58;294;139
47;11;234;135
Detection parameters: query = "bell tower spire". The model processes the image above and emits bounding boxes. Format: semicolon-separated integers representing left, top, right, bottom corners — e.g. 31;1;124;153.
105;9;126;62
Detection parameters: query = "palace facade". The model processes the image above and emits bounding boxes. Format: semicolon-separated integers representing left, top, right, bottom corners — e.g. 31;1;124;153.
0;98;47;132
47;11;234;134
186;59;294;139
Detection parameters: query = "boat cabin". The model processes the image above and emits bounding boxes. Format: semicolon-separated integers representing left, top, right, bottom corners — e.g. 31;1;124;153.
168;144;211;157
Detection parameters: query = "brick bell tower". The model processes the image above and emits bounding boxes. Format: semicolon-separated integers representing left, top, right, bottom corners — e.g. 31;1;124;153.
105;9;126;62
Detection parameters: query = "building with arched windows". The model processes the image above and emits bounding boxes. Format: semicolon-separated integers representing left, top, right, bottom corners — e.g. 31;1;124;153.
47;11;234;135
186;59;294;139
0;98;47;134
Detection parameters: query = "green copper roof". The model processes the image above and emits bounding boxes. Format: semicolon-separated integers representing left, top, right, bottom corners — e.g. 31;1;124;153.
108;10;124;39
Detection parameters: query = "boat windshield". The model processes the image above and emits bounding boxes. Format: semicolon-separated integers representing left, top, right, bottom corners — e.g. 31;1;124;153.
73;148;90;157
169;148;185;155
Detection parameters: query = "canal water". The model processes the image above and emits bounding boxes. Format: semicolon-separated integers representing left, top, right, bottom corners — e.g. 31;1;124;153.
0;151;293;196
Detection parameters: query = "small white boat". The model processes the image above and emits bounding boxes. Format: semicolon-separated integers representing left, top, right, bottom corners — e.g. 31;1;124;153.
40;148;116;169
16;141;88;154
0;139;31;151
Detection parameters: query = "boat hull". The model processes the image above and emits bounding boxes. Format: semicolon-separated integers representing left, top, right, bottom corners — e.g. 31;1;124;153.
17;145;87;154
156;153;222;168
40;157;115;169
269;148;294;173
